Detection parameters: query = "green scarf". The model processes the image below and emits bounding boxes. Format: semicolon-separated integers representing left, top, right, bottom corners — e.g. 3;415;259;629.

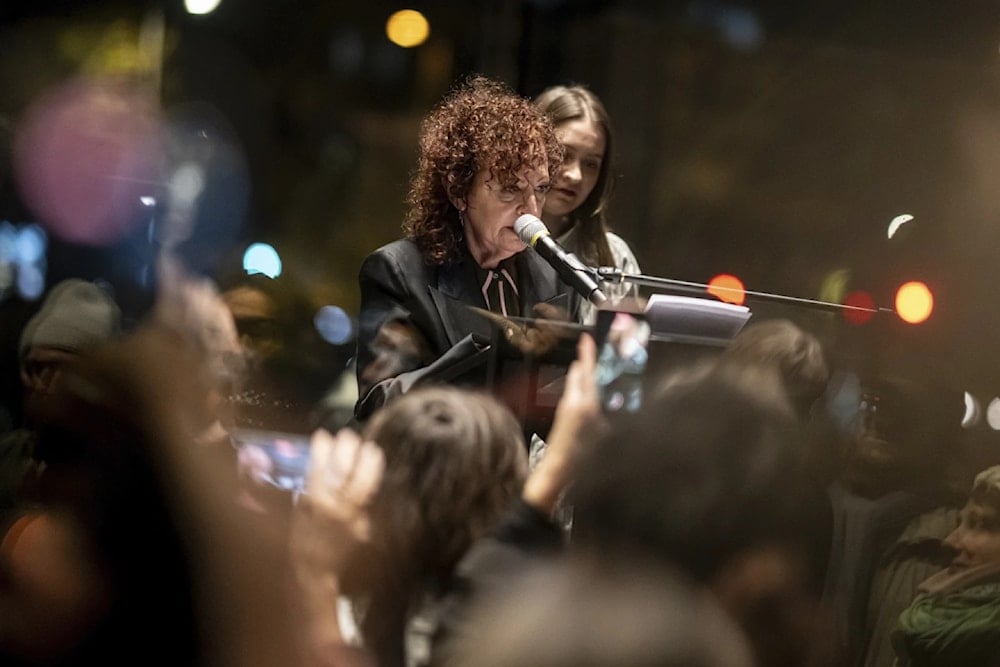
894;580;1000;666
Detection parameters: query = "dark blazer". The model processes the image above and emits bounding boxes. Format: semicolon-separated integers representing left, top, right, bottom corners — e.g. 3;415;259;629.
354;238;573;420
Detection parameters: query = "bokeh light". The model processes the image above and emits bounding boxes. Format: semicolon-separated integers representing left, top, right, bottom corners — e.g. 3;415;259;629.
842;290;875;325
894;281;933;324
15;224;47;264
386;10;430;48
13;78;162;246
962;391;981;428
17;264;45;300
242;243;282;278
314;305;354;345
707;273;745;305
987;397;1000;430
159;104;251;274
818;267;850;305
887;213;914;239
185;0;223;16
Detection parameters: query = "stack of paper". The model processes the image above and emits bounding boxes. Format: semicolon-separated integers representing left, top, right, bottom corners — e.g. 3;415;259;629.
643;294;752;341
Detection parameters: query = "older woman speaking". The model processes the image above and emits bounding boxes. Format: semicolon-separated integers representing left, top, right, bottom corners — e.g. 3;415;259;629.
354;75;572;421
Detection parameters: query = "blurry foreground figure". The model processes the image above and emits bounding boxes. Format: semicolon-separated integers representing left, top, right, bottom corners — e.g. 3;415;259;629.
292;387;528;667
216;267;336;434
448;554;752;667
892;464;1000;666
568;358;831;666
821;373;960;664
433;342;832;667
0;274;300;666
0;279;121;518
722;318;830;421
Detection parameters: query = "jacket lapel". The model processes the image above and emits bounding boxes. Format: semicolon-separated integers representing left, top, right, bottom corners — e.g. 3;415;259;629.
516;248;573;315
428;249;574;347
429;258;493;346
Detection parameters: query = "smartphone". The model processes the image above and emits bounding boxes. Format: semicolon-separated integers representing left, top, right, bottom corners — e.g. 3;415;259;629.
593;309;652;413
230;428;312;494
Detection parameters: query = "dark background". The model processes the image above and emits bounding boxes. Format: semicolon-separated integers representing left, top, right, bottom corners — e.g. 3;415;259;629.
1;0;998;415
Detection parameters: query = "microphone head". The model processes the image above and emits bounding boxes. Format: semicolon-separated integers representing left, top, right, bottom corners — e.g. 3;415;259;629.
514;214;549;246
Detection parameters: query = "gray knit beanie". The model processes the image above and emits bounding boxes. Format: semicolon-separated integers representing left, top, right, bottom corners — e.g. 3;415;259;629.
18;279;122;357
972;465;1000;503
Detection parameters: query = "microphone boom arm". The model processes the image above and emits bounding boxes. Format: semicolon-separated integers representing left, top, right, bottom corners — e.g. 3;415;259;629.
596;267;894;315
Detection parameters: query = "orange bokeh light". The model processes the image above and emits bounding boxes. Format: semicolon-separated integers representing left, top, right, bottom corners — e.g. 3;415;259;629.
707;273;746;306
894;281;933;324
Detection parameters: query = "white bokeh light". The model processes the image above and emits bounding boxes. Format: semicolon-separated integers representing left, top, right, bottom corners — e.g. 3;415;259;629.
961;391;981;428
887;213;914;239
986;397;1000;430
185;0;222;16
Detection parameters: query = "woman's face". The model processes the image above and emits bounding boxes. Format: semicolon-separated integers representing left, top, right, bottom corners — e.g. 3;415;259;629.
543;118;606;223
943;500;1000;572
462;162;550;269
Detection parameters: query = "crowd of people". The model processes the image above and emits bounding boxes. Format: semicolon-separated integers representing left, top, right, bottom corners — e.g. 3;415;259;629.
0;73;997;667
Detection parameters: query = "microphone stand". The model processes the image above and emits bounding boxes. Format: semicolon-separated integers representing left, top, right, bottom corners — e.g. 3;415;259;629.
595;267;895;316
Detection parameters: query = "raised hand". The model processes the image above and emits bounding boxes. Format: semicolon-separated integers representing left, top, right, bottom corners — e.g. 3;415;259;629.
292;428;385;575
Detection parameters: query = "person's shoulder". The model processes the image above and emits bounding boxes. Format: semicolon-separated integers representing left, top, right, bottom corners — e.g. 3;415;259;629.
362;238;424;272
604;230;632;250
604;231;640;266
368;237;422;261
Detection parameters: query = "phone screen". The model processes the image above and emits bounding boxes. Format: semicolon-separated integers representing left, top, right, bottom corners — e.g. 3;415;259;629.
230;428;312;494
593;309;652;413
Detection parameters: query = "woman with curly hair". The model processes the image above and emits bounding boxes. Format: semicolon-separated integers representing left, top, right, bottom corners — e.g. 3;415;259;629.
534;84;640;325
354;75;571;421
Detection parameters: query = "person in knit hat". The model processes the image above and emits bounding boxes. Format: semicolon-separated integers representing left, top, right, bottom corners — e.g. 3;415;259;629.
17;279;122;394
891;464;1000;666
1;279;121;517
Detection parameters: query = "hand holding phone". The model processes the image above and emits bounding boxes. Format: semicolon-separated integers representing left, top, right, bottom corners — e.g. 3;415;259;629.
593;309;652;413
291;429;386;583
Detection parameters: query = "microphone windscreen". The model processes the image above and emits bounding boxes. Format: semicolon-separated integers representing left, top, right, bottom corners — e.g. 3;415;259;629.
514;214;548;246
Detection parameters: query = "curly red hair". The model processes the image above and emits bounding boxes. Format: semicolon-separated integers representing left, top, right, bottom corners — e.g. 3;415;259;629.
403;75;564;266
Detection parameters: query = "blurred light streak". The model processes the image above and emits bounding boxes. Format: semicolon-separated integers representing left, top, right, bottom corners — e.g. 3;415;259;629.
887;213;914;239
962;391;981;428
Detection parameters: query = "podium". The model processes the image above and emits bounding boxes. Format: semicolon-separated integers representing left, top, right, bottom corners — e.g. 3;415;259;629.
477;295;751;441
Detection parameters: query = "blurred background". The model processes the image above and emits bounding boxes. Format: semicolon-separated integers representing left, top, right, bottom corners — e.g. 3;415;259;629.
0;0;998;428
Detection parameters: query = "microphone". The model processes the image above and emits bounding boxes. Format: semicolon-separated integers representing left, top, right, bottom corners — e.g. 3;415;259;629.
514;214;608;306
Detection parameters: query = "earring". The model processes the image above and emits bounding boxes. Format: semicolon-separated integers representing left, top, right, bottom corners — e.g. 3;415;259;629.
458;209;468;227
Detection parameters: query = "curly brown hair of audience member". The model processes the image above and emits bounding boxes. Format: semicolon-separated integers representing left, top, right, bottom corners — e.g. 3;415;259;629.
403;75;564;266
340;387;528;665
